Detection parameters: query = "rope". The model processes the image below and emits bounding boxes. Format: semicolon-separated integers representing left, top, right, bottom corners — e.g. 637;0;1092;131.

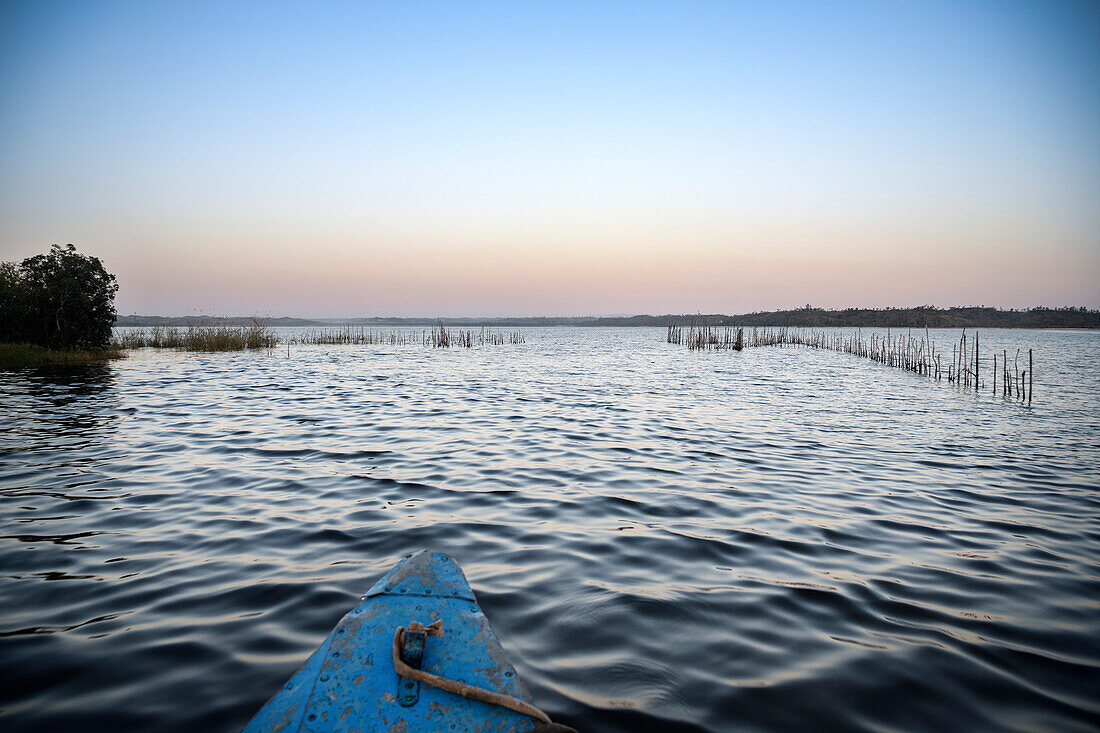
392;622;552;725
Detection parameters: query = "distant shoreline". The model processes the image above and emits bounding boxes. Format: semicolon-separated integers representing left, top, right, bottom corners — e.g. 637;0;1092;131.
115;307;1099;330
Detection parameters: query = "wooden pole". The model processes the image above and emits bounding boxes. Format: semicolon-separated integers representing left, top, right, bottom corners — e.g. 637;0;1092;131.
1029;349;1033;404
960;332;966;387
1015;349;1020;399
974;332;979;391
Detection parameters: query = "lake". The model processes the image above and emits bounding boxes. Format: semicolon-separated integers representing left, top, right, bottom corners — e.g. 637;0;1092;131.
1;327;1098;731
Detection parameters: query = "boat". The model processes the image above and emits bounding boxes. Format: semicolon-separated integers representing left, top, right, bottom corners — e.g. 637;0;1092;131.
243;550;575;732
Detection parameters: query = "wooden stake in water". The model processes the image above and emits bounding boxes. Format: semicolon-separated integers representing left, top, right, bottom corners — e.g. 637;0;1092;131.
1015;349;1021;399
1029;349;1033;405
974;332;979;391
673;325;1034;402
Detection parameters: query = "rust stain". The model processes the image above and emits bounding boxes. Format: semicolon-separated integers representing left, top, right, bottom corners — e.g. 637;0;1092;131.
352;674;365;686
472;664;507;690
339;705;352;720
381;692;396;703
271;703;297;732
371;551;473;600
387;720;409;733
427;701;451;720
326;615;364;661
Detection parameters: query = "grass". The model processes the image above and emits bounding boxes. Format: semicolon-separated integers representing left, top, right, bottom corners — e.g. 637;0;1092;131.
178;323;278;351
292;324;526;347
112;320;525;353
430;324;525;347
0;342;126;368
113;322;278;351
292;326;415;345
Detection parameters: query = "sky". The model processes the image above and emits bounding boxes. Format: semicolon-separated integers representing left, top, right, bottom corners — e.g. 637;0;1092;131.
1;1;1098;317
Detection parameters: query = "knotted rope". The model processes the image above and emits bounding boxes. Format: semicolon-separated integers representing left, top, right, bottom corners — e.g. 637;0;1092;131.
392;621;552;724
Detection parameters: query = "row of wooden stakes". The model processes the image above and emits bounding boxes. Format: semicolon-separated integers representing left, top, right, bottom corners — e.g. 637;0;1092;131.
668;323;1033;402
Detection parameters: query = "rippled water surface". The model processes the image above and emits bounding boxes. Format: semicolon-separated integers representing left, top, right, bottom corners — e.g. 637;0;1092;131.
2;327;1099;732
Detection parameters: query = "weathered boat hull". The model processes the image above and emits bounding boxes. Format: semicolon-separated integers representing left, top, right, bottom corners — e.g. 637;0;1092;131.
243;550;540;732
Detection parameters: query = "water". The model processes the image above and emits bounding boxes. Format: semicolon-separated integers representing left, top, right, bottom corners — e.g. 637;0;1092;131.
1;327;1098;732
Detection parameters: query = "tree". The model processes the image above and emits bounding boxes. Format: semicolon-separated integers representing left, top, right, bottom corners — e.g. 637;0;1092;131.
10;244;119;348
0;261;25;343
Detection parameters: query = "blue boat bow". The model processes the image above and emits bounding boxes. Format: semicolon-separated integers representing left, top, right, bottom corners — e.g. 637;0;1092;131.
243;550;558;732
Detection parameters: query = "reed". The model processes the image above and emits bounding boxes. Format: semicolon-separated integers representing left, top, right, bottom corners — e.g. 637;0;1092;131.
292;326;415;345
184;322;278;351
113;325;186;348
429;323;524;348
114;321;277;351
115;320;526;354
479;327;524;345
431;322;451;348
293;324;525;348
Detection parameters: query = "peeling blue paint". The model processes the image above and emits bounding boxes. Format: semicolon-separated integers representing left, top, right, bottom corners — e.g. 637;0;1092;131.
243;551;539;733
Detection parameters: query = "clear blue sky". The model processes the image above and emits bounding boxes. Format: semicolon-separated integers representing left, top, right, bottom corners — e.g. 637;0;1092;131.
1;1;1097;316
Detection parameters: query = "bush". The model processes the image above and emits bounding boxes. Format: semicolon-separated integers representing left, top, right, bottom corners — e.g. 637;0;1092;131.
0;244;119;348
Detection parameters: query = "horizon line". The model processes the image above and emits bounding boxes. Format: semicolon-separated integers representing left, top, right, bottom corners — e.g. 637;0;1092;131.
118;304;1100;320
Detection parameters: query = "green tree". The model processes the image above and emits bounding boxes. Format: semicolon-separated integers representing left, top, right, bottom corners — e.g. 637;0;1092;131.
15;244;119;348
0;261;25;343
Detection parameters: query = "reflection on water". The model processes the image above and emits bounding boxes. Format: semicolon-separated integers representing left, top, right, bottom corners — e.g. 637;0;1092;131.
0;328;1098;732
1;363;119;452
